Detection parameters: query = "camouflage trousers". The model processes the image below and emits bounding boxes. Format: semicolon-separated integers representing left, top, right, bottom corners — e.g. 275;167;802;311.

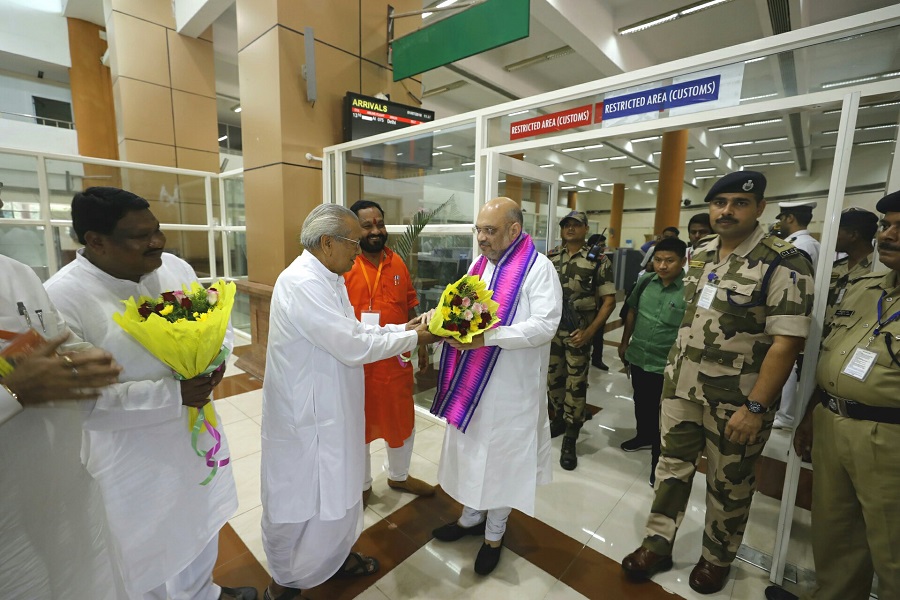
547;329;591;428
642;395;774;566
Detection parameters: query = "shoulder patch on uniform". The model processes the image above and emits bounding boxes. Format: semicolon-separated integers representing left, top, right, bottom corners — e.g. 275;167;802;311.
689;260;705;269
547;246;562;258
761;234;799;258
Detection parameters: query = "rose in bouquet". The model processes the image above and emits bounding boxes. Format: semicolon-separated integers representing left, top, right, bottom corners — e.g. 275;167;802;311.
428;274;500;344
113;280;236;485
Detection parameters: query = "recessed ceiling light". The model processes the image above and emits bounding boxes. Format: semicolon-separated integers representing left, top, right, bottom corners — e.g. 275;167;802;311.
768;160;794;165
743;163;768;167
218;135;227;141
856;139;896;146
722;141;753;147
232;104;242;113
860;124;899;131
498;179;506;183
741;93;778;102
708;124;742;132
562;146;586;152
644;179;659;183
693;158;710;163
743;118;783;127
583;143;604;150
432;152;443;156
440;167;453;172
744;56;766;64
609;156;627;161
461;161;475;166
580;177;597;182
589;157;609;162
629;165;646;169
631;136;661;143
761;151;790;156
436;144;452;149
757;137;788;143
508;110;529;117
563;172;579;176
734;153;760;158
822;75;878;89
695;167;716;172
540;163;554;168
561;185;575;190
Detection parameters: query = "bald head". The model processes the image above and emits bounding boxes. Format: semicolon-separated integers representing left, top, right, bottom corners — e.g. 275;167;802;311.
475;197;523;262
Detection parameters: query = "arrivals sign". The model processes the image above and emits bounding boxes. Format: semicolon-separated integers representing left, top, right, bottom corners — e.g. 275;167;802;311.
509;104;593;140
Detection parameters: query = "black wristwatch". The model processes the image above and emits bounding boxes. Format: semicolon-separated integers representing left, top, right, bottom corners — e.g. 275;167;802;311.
744;399;767;414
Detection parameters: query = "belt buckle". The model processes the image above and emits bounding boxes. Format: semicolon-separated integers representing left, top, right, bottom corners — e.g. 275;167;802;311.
829;396;850;417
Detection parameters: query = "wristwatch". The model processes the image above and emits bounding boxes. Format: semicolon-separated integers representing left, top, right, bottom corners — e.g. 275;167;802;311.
744;399;767;414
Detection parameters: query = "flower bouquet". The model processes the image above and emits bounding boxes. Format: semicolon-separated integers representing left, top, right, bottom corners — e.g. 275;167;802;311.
428;274;500;344
113;280;236;485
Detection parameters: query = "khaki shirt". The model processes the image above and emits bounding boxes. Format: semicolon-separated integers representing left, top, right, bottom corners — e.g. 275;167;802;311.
548;244;615;330
663;224;814;405
816;269;900;408
827;253;874;308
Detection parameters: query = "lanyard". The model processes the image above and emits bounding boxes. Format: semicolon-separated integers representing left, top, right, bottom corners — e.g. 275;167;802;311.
874;290;900;336
358;253;386;311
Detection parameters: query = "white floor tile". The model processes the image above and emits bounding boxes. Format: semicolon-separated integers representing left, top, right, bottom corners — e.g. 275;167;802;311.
222;417;262;461
215;399;249;426
231;450;262;517
355;585;392;600
542;581;589;600
229;389;263;419
229;505;267;572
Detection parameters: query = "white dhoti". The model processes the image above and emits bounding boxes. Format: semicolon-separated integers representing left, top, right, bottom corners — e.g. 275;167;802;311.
262;501;363;589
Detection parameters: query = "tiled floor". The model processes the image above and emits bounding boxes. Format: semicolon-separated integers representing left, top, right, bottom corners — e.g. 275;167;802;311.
211;337;813;599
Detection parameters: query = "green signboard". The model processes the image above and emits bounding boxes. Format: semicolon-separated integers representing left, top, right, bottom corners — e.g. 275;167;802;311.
392;0;530;82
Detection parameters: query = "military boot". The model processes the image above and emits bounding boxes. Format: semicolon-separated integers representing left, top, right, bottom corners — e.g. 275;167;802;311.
560;435;577;470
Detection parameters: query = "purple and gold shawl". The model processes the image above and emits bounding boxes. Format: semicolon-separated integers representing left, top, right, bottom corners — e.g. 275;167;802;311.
430;233;538;432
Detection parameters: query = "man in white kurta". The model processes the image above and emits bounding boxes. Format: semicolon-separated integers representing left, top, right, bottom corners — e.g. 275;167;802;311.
0;254;125;600
261;204;435;600
44;187;251;600
432;198;562;576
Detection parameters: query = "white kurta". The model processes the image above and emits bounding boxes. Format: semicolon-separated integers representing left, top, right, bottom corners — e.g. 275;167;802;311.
0;255;123;600
438;252;562;515
261;250;419;525
787;229;821;267
44;251;237;596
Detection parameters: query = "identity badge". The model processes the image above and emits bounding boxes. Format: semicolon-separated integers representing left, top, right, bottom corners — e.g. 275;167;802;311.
361;311;381;326
841;347;878;381
697;284;717;310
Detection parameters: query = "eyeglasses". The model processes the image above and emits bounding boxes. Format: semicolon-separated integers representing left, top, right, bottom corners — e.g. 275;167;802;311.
472;225;508;236
334;235;361;249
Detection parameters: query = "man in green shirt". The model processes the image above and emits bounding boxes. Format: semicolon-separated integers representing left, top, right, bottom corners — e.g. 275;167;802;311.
618;237;687;486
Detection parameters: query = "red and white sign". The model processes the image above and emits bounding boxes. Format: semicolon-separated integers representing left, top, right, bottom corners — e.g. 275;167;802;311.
509;104;593;140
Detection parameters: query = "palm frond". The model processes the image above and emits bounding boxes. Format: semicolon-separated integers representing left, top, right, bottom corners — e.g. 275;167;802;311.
393;195;455;265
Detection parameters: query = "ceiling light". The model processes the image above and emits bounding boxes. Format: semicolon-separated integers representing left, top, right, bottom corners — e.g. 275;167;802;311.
821;75;878;89
744;118;783;127
761;151;790;156
680;0;734;16
769;160;794;165
583;143;604;150
504;46;575;72
461;161;475;166
422;80;467;98
580;177;597;182
860;124;898;131
722;141;753;147
759;136;788;143
629;165;646;169
599;183;614;187
631;136;661;143
436;144;452;149
508;110;529;117
561;186;575;190
821;130;838;135
440;167;453;172
741;93;777;102
589;157;609;162
563;171;579;176
562;146;585;152
744;56;767;64
652;151;662;155
708;124;742;131
609;156;627;161
856;139;896;146
695;167;716;172
396;152;404;156
618;12;679;35
734;153;760;158
743;163;768;167
693;158;710;163
231;104;241;113
644;179;659;183
432;152;443;156
540;163;554;168
218;135;227;141
821;144;836;150
498;179;506;183
696;175;716;180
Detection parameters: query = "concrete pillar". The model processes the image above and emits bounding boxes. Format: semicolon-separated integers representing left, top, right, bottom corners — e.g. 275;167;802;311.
609;183;625;248
653;129;688;234
567;190;577;209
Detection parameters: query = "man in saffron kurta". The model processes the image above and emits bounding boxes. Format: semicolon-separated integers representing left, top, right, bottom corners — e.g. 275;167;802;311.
261;204;437;600
430;198;562;576
344;200;434;502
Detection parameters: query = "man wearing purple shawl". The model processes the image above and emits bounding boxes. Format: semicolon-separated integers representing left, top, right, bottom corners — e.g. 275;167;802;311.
430;197;562;575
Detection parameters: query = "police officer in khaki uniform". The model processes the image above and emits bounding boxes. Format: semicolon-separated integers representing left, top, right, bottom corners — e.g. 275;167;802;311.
766;192;900;600
546;210;615;470
621;171;814;594
827;207;878;318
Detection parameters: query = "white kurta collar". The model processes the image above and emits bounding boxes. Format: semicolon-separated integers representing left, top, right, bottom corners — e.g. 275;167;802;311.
74;249;161;297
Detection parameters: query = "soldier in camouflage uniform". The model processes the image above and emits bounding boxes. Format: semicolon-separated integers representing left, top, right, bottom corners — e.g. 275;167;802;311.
622;171;814;594
546;210;616;471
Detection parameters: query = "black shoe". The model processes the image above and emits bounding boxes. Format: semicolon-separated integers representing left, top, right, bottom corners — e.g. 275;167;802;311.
765;586;799;600
560;436;577;470
432;519;486;542
649;471;656;487
593;360;609;371
474;541;503;575
550;417;566;438
620;437;653;452
221;587;258;600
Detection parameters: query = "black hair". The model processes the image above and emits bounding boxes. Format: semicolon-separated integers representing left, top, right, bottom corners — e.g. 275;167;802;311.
688;213;711;229
663;226;680;236
72;187;150;244
654;237;687;258
840;215;878;241
349;200;385;218
793;211;813;227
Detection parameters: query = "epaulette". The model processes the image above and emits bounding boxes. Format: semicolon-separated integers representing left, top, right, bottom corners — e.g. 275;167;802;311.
547;245;562;258
832;255;849;266
762;234;800;258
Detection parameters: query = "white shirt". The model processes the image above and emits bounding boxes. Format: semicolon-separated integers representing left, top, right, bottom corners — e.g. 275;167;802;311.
45;251;237;595
261;250;419;524
438;252;562;515
787;229;820;268
0;255;123;599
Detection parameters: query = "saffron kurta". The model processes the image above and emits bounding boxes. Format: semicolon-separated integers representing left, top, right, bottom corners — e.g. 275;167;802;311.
44;251;237;597
438;253;562;515
344;248;419;447
0;255;123;600
261;251;419;585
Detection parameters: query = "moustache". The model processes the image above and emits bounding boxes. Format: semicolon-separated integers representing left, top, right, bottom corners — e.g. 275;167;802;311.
716;218;737;224
878;243;900;252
